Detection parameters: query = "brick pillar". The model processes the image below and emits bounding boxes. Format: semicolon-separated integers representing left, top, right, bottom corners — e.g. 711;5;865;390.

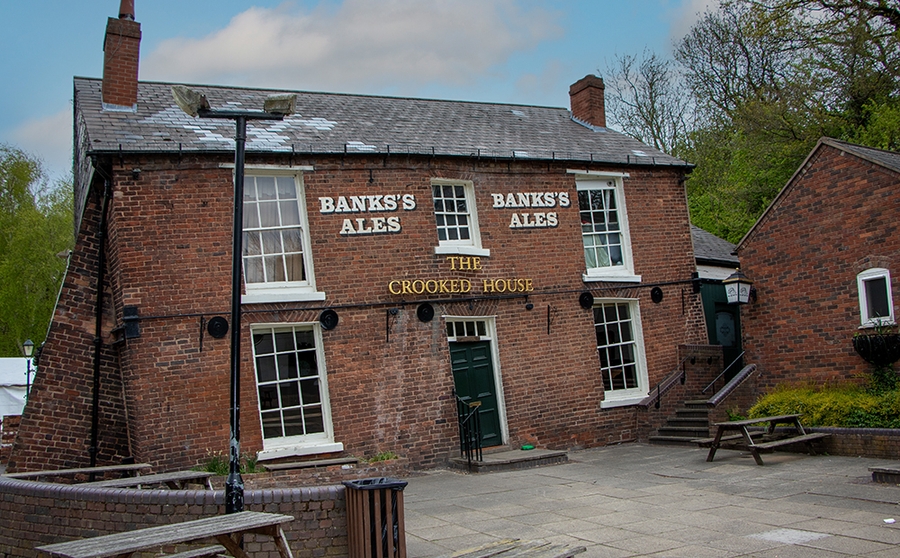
101;3;141;111
569;75;606;128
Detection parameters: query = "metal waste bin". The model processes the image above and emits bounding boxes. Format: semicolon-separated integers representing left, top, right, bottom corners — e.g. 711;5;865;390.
343;477;408;558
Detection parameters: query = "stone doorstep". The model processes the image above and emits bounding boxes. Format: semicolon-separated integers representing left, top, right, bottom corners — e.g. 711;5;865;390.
449;448;568;473
868;466;900;484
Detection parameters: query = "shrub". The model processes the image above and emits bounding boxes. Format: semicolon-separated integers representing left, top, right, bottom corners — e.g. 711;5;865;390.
748;383;900;428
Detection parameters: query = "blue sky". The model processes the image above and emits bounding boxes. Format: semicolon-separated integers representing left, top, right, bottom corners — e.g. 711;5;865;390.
0;0;712;184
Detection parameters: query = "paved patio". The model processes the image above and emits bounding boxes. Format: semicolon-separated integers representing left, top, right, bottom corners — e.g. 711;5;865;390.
403;443;900;557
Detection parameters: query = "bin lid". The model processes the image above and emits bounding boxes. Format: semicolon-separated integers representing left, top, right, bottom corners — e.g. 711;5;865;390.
342;477;408;490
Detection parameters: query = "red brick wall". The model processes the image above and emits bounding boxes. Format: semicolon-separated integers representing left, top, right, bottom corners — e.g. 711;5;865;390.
10;153;704;473
7;185;130;474
0;478;345;558
738;143;900;392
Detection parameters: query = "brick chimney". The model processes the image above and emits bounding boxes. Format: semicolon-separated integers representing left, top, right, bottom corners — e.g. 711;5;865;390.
102;0;141;111
569;75;606;128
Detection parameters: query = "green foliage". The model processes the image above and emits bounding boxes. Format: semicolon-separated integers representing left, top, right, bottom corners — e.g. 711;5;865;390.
193;450;264;475
0;145;73;356
749;384;900;428
606;0;900;241
367;451;399;462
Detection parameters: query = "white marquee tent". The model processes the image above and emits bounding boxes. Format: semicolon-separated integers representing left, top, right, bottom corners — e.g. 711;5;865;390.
0;358;29;420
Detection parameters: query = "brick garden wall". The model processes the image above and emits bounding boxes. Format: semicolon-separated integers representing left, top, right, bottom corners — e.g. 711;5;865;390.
0;478;346;558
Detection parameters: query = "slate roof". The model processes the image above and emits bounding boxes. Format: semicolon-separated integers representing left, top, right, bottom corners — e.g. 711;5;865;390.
74;77;690;167
691;225;739;267
822;138;900;174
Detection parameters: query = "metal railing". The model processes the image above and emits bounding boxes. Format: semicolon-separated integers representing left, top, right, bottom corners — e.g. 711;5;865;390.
456;396;483;468
701;351;746;395
640;356;690;409
706;364;757;408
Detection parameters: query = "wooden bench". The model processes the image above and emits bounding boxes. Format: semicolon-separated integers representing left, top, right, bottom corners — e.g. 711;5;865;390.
84;470;216;490
35;511;295;558
166;545;226;558
437;539;586;558
2;463;151;481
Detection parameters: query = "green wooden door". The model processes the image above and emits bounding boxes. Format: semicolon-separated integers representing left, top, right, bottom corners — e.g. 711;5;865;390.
700;282;743;380
450;341;502;447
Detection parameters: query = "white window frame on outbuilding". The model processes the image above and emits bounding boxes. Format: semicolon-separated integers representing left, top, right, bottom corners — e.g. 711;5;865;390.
857;268;895;327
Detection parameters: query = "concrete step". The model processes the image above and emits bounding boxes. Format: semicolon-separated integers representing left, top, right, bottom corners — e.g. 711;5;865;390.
648;435;700;446
666;417;710;428
656;426;710;438
675;408;710;419
449;448;568;473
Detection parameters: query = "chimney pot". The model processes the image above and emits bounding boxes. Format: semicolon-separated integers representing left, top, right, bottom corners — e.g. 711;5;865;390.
569;75;606;128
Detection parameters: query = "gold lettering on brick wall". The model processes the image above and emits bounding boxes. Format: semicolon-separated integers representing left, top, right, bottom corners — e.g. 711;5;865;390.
319;194;416;235
490;191;569;229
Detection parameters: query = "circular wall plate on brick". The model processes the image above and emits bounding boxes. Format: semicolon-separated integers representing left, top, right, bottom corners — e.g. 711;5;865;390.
319;309;339;330
650;287;664;303
579;292;594;309
207;316;229;338
417;303;435;322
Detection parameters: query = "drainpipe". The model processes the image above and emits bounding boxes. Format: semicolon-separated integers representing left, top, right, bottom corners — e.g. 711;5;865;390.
90;178;112;471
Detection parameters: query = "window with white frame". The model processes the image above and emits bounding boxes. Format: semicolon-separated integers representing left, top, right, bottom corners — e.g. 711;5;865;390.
594;300;649;407
577;176;638;282
857;268;895;327
251;325;338;456
242;173;322;303
431;179;489;257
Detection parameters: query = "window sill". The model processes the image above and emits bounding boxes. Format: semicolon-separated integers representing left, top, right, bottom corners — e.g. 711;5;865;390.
242;290;327;304
600;395;646;409
256;441;344;462
583;272;642;284
434;245;491;258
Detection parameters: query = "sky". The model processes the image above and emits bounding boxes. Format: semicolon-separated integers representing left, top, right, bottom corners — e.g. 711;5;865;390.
0;0;715;185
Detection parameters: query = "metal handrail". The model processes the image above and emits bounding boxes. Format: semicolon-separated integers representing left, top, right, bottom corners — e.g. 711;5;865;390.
706;364;757;408
701;351;746;394
640;356;690;409
456;396;483;468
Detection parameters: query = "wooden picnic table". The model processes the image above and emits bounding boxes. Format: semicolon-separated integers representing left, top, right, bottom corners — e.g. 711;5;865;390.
2;463;152;481
35;510;295;558
695;414;830;466
83;470;216;490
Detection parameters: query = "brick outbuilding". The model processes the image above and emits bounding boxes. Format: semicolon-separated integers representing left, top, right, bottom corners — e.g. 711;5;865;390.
736;138;900;391
8;4;708;474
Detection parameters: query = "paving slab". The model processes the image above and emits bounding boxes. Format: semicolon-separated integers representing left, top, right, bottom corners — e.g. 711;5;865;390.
403;442;900;557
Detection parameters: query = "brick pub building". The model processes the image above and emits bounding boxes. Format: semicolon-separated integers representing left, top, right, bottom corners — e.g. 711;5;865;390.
7;3;709;475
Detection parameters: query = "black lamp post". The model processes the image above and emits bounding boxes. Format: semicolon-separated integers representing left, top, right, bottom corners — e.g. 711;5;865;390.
172;85;295;514
22;339;34;402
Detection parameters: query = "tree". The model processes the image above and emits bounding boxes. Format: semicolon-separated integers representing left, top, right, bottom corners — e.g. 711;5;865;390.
604;50;693;156
0;145;73;357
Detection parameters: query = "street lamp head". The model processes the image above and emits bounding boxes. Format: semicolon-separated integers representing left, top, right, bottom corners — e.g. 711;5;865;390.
22;339;34;358
263;94;297;116
171;85;210;117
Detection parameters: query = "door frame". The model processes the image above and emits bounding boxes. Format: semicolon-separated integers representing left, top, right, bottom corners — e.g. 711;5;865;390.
444;315;508;446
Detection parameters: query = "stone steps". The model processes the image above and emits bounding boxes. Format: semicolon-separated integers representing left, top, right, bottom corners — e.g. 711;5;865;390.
649;400;711;446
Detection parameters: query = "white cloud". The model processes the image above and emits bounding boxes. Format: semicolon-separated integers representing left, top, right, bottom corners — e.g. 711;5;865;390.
9;107;73;183
141;0;562;94
668;0;719;44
